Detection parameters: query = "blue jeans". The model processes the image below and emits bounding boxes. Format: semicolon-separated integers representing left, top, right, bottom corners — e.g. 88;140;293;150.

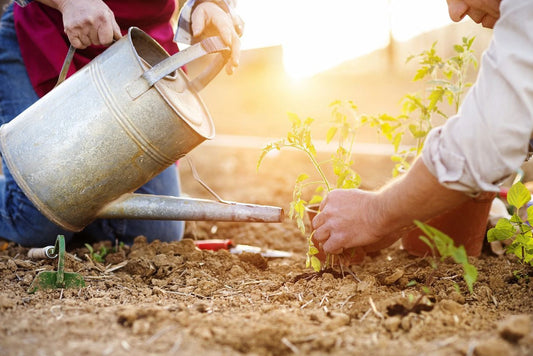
0;4;184;247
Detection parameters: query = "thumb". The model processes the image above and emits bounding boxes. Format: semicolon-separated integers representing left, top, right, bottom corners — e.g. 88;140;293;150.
191;7;207;37
446;0;469;22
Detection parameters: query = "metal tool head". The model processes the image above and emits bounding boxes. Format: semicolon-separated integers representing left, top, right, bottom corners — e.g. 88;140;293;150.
28;235;85;293
229;244;293;258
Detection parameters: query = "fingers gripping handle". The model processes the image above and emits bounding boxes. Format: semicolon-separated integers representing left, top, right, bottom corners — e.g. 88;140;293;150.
127;36;230;99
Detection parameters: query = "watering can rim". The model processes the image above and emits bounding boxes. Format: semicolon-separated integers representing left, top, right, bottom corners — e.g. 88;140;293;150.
125;26;218;140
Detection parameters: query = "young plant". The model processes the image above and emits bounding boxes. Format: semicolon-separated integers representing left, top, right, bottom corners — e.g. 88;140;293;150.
415;220;478;293
85;243;108;263
258;100;362;271
84;241;124;263
487;181;533;265
363;37;478;176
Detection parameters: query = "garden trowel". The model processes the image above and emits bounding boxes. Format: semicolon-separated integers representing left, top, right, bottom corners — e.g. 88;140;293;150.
28;235;85;293
194;239;292;258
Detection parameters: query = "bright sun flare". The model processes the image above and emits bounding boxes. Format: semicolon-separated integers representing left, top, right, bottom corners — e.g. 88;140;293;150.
238;0;452;79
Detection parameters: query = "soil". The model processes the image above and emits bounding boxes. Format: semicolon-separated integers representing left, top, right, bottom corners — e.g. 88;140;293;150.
1;145;533;356
1;29;533;356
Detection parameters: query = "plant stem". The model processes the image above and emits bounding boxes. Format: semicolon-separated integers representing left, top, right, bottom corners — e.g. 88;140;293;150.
290;144;332;192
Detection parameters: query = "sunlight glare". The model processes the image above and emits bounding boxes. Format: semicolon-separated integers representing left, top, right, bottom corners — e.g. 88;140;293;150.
236;0;455;79
390;0;451;41
281;0;390;79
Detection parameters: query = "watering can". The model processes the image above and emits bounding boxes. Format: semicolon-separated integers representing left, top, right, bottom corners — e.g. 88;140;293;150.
0;27;283;232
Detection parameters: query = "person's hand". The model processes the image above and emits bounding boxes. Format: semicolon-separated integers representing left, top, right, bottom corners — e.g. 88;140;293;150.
42;0;121;49
446;0;501;29
191;2;242;74
312;189;399;256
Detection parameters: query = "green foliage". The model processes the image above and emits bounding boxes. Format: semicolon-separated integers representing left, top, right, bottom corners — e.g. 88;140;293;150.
487;182;533;265
258;38;479;275
84;243;108;263
258;100;362;271
84;241;124;264
415;220;478;293
364;37;478;177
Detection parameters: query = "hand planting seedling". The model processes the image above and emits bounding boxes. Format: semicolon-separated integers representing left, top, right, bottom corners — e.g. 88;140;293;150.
258;100;362;271
258;37;481;273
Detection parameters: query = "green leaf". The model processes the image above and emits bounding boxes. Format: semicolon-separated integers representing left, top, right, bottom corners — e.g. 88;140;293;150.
508;181;531;209
413;66;429;81
296;173;309;183
463;263;478;293
487;218;515;242
84;243;94;254
392;133;403;152
287;112;300;127
310;256;321;272
451;245;468;265
453;44;464;53
326;127;337;144
418;234;434;250
308;246;319;255
293;199;306;219
308;195;323;205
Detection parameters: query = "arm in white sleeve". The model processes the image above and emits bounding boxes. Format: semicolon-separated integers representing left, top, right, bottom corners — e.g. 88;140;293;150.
423;0;533;195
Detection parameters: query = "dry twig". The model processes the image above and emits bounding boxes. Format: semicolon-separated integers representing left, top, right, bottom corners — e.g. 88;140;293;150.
368;297;384;319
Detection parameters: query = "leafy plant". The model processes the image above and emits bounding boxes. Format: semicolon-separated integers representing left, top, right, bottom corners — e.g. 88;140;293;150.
487;181;533;265
363;37;478;176
415;220;478;293
84;241;124;263
258;37;480;274
85;243;108;263
258;100;362;271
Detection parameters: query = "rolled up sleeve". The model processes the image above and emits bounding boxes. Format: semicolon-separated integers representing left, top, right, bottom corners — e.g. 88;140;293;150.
14;0;32;6
423;0;533;195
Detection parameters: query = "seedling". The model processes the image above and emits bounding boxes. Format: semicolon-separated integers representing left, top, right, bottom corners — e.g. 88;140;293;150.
363;37;478;176
415;220;478;293
85;243;108;263
258;101;362;271
488;181;533;265
258;37;480;274
85;241;124;263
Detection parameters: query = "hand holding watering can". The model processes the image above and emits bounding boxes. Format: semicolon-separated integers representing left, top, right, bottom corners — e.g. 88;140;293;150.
57;0;242;74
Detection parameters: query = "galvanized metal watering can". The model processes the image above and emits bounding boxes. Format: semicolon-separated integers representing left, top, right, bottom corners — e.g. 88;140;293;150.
0;27;283;232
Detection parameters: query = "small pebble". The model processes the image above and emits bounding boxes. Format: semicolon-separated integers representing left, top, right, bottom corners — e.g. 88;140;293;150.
384;268;404;285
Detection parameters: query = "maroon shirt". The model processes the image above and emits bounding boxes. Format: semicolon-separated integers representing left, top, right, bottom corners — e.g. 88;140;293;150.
14;0;179;97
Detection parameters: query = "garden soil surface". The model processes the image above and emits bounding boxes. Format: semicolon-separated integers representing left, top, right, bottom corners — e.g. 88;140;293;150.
1;145;532;356
1;30;533;355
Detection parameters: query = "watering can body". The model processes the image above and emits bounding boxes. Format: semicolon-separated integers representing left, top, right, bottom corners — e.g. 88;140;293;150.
0;27;283;231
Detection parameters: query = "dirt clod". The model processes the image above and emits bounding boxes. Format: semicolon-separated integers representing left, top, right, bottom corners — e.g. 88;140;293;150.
497;314;532;343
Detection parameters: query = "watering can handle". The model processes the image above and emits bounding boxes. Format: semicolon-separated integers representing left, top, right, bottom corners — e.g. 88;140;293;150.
127;36;230;99
55;45;76;88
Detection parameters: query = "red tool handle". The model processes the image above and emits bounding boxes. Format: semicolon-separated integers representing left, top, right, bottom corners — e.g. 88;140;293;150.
499;187;509;199
193;239;233;251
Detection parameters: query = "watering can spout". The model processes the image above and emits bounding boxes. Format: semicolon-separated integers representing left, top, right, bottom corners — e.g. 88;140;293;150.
97;193;284;223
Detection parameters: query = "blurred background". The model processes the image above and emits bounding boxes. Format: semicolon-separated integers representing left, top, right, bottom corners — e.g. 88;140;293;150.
186;0;493;146
0;0;494;147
